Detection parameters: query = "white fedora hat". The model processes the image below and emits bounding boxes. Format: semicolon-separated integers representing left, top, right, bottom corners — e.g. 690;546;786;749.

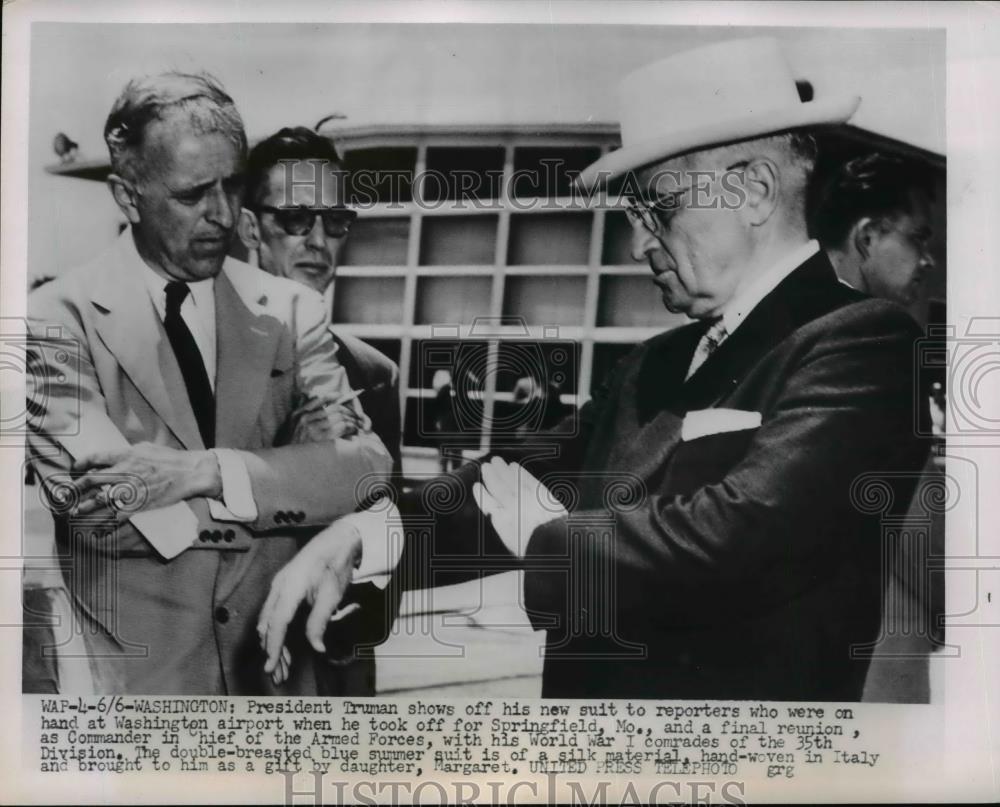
577;37;860;191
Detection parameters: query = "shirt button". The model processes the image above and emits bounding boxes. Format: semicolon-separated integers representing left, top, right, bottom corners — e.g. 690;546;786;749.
214;606;230;624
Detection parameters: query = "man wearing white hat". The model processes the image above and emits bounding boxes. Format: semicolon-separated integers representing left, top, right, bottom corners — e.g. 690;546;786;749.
259;38;929;700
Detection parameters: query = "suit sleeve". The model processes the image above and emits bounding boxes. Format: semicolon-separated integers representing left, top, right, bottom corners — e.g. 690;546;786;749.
25;290;204;559
235;289;392;530
523;303;930;626
391;377;601;591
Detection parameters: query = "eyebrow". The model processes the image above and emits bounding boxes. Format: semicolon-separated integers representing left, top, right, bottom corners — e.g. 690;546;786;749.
170;172;244;195
168;180;212;197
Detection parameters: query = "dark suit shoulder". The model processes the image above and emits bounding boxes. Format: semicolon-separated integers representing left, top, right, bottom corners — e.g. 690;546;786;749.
800;295;922;347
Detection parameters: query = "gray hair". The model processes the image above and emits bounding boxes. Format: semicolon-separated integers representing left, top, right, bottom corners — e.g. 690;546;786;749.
103;71;247;183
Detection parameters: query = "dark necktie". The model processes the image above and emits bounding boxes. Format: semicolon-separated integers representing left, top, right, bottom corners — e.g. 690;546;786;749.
163;281;215;448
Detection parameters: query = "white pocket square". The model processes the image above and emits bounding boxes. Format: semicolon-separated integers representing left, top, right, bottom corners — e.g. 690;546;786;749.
681;408;762;441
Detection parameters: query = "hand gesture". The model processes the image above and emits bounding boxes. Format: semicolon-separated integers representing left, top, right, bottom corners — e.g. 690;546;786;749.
69;442;220;518
472;457;567;558
256;518;363;684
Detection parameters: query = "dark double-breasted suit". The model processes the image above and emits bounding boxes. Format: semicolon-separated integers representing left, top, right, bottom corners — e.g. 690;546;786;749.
402;250;928;700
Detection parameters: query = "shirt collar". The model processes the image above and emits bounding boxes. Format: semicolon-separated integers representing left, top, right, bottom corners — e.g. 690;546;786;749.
121;228;216;317
719;239;819;336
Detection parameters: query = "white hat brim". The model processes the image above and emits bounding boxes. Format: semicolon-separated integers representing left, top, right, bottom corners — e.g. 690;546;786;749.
577;94;861;192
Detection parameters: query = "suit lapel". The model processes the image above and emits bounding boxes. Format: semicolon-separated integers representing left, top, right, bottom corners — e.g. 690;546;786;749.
619;251;849;483
635;321;706;421
680;250;847;410
90;239;204;450
213;266;283;448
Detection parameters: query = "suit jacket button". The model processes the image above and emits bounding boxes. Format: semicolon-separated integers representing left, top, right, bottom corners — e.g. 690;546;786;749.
199;530;211;543
295;511;305;523
214;606;230;624
223;529;235;543
212;530;222;542
275;512;285;524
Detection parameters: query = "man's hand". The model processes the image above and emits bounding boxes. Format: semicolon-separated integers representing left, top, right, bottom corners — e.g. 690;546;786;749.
256;518;363;683
291;397;367;443
473;457;567;558
70;442;221;517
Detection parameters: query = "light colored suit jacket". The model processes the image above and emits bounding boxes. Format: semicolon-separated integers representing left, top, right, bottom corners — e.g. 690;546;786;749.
27;232;391;695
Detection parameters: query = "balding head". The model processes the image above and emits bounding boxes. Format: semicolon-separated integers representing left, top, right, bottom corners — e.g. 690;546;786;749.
104;71;247;184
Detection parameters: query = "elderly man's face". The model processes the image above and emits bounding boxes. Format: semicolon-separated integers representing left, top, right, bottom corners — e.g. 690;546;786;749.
255;162;350;294
131;112;243;281
862;191;935;306
629;156;748;319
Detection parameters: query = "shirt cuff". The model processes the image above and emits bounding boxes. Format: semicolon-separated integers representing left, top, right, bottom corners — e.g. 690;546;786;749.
351;502;404;589
207;448;258;522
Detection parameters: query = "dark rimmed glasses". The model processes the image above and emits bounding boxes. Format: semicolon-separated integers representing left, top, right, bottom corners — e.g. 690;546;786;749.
624;160;749;236
258;205;358;238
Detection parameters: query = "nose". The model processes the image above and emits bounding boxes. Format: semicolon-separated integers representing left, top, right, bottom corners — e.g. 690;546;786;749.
920;249;936;270
305;214;327;250
630;220;658;264
205;184;235;230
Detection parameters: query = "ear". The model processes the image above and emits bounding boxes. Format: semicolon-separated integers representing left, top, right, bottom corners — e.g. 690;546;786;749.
107;174;141;225
238;208;262;251
741;158;779;226
851;217;876;260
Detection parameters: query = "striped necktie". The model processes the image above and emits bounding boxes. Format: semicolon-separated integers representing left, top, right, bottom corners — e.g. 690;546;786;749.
686;318;728;380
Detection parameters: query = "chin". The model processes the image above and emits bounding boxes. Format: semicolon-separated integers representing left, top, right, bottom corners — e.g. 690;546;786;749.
186;258;227;280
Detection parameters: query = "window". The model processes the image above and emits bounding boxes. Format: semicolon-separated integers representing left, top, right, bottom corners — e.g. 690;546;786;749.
324;126;690;471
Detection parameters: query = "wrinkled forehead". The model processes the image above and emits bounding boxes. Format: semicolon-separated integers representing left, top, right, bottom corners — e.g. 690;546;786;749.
261;160;348;207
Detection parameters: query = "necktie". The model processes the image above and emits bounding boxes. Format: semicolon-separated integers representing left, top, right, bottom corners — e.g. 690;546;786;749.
163;281;215;448
686;318;728;380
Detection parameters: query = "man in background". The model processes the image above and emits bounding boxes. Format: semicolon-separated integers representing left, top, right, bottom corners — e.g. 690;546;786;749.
238;126;401;470
815;152;945;702
26;73;391;694
814;153;936;306
238;126;402;694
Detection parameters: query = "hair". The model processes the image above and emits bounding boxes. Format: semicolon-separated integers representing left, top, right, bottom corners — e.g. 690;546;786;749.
812;152;934;250
243;126;344;210
103;71;247;184
672;130;817;229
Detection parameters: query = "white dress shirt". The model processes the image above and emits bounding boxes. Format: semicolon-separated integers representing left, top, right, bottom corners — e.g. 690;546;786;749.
128;234;257;524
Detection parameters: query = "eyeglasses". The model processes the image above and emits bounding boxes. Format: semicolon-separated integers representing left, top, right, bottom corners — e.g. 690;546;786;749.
624;161;749;237
258;205;357;238
624;188;691;236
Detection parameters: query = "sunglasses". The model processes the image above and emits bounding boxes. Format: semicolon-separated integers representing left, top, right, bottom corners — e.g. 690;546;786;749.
258;205;358;238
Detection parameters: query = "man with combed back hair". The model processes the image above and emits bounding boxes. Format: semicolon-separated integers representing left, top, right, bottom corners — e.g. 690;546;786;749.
26;72;391;694
239;126;403;695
